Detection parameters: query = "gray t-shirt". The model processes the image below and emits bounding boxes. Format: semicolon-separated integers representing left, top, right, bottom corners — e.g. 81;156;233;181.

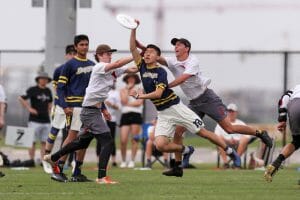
82;62;127;107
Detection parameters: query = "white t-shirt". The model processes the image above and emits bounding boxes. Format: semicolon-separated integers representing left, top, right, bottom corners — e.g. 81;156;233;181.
82;62;128;107
165;54;211;100
0;84;6;103
121;85;143;114
214;119;246;141
105;89;121;122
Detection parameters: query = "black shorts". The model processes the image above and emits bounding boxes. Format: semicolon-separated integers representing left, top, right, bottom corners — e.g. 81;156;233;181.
120;112;143;126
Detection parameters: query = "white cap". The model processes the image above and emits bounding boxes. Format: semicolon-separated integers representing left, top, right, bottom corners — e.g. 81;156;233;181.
227;103;238;112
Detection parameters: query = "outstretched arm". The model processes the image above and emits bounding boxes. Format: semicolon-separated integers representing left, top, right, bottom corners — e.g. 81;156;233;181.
104;56;133;73
168;74;193;88
130;23;142;65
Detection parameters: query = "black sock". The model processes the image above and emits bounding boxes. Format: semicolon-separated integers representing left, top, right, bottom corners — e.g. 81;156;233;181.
98;169;106;179
272;154;286;169
175;161;182;168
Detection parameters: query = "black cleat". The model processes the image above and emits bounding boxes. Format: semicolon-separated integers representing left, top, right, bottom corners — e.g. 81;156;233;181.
69;174;92;182
51;173;68;182
256;130;273;148
0;171;5;178
162;167;183;177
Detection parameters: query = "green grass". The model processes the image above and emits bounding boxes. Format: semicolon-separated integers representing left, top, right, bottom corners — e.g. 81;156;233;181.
0;164;300;200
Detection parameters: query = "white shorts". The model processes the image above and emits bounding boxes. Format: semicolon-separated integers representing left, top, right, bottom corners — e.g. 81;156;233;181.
28;121;51;142
69;107;83;132
155;103;205;138
51;105;66;129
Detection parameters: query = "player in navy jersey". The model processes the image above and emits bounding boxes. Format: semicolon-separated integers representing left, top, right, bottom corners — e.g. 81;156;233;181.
42;45;76;174
50;35;95;182
128;21;241;177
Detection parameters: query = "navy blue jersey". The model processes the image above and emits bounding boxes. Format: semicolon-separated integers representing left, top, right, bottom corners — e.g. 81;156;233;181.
137;59;180;111
52;64;64;106
57;56;94;108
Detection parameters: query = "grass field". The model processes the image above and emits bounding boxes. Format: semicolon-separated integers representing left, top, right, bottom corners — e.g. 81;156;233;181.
0;164;299;200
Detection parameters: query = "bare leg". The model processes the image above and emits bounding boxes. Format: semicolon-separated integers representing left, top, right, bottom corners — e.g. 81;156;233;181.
155;136;183;153
173;126;185;161
130;124;140;161
120;125;130;162
218;117;256;136
237;136;250;156
29;142;36;160
40;141;46;159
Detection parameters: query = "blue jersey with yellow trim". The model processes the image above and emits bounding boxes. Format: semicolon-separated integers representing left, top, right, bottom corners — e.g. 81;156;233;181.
138;59;180;111
57;56;94;108
52;64;64;106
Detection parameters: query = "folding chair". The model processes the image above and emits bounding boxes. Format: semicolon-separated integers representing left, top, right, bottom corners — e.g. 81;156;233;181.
140;123;167;168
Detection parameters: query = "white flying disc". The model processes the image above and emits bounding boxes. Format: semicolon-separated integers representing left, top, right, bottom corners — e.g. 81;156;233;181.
116;14;138;29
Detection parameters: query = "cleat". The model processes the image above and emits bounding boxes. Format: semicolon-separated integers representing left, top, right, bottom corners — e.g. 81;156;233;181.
51;173;68;182
43;154;55;166
0;171;5;178
70;174;92;182
96;176;118;184
162;167;183;177
264;164;278;182
228;149;241;168
42;160;53;174
257;130;273;148
182;146;194;168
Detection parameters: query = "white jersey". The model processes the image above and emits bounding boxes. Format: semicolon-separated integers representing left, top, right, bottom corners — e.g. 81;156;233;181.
105;89;121;122
121;86;143;114
0;84;6;103
165;54;211;100
83;62;127;107
279;84;300;110
214;119;246;141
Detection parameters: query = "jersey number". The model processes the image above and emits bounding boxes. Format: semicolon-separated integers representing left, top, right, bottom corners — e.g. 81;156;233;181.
193;119;203;128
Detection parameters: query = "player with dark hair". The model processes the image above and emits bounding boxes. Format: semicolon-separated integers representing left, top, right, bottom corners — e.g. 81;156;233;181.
42;45;76;173
129;21;240;177
136;37;273;176
264;85;300;185
44;44;136;184
50;34;94;182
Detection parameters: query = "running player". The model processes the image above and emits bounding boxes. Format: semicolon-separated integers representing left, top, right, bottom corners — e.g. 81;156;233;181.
129;21;240;177
137;37;273;176
264;84;300;185
51;35;94;182
44;44;136;184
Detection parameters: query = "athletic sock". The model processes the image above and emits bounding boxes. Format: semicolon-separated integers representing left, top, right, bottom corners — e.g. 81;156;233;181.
98;169;107;179
272;154;286;169
182;146;190;154
72;160;83;176
175;161;182;168
225;146;233;155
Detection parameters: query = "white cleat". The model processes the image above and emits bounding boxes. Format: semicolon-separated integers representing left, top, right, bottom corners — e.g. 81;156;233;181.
127;161;135;168
120;162;127;168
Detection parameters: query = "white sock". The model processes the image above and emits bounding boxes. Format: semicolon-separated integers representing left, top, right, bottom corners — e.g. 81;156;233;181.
182;146;190;154
225;147;233;155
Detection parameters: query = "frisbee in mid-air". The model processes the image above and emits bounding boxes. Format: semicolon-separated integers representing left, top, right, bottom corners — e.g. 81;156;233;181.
116;14;138;29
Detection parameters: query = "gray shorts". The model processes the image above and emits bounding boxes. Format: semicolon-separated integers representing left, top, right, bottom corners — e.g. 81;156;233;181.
287;98;300;136
79;107;110;135
188;88;227;122
28;121;50;142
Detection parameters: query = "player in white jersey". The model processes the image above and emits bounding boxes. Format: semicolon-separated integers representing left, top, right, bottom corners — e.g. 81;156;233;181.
44;44;137;184
264;85;300;184
136;38;273;176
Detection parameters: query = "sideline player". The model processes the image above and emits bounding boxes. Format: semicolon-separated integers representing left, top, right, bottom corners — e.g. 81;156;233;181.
0;84;6;177
45;45;76;154
129;21;240;177
136;37;273;176
264;85;300;185
52;35;94;182
44;44;136;184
